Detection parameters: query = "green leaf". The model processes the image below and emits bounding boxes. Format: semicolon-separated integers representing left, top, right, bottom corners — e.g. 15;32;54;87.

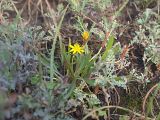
62;51;74;78
46;81;57;90
113;42;121;55
98;110;107;116
0;43;12;64
102;35;114;60
156;112;160;120
114;77;122;81
37;53;50;67
75;54;93;78
31;75;41;85
86;79;95;86
50;5;68;81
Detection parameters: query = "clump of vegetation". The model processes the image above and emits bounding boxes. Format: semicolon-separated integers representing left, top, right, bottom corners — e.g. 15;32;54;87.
0;0;160;120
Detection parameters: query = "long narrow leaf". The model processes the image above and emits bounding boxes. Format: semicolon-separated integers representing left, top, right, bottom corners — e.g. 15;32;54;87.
50;5;68;81
101;35;114;60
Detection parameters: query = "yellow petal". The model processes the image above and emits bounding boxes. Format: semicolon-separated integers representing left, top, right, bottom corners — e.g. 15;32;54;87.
69;49;74;53
74;43;80;47
82;31;89;41
81;49;84;52
69;44;74;49
73;50;77;54
68;43;84;54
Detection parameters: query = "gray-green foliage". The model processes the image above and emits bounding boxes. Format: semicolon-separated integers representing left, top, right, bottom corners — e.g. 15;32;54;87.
94;49;126;88
0;17;34;90
91;0;112;11
73;87;100;106
0;0;13;11
133;8;160;64
68;0;88;12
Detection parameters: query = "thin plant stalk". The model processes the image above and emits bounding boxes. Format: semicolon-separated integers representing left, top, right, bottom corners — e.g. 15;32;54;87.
50;5;68;81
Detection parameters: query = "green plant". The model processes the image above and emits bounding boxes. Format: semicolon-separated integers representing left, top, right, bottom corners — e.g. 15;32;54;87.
1;0;160;119
133;8;160;64
0;16;31;90
93;39;126;88
60;41;95;100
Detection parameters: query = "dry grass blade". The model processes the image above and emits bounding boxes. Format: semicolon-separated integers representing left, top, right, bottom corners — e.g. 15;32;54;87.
142;83;158;116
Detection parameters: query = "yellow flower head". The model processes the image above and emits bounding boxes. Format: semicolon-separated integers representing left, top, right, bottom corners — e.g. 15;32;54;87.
82;31;89;41
69;43;84;54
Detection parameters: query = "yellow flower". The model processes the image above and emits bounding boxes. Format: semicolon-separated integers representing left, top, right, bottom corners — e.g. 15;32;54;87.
82;31;89;41
69;43;84;54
